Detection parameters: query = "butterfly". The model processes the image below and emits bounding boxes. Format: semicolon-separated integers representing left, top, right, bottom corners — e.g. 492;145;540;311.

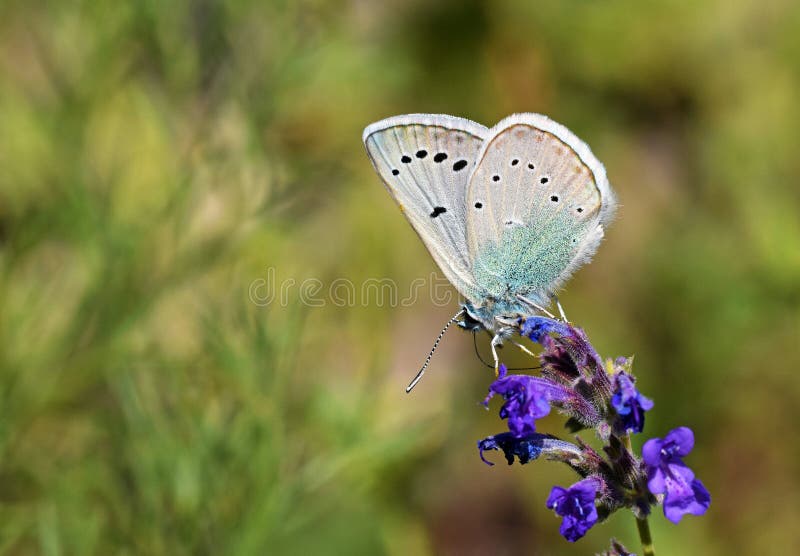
362;113;616;390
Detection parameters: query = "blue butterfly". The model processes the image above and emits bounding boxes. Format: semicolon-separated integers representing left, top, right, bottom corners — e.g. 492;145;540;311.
363;114;616;390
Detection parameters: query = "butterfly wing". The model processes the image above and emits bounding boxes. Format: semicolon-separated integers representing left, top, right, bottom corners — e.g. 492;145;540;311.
466;113;616;306
363;114;488;299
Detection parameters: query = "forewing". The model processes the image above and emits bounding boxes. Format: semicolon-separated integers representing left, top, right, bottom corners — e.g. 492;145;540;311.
363;114;488;298
466;113;616;302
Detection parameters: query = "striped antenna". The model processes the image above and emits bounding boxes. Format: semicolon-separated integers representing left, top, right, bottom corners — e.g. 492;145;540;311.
405;309;464;393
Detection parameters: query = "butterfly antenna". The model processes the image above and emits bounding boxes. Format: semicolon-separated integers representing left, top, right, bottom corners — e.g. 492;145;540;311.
406;309;464;393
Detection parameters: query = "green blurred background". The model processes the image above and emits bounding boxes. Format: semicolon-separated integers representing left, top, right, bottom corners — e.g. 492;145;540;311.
1;1;799;554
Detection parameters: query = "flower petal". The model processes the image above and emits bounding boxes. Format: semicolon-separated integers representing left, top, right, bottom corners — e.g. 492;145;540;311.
546;478;599;542
485;374;569;437
520;316;570;343
572;477;601;504
638;393;654;411
641;438;663;467
560;514;595;542
647;468;666;495
478;433;582;466
497;363;508;379
663;477;711;523
611;372;653;433
664;426;694;456
668;460;695;483
477;432;543;465
546;486;568;509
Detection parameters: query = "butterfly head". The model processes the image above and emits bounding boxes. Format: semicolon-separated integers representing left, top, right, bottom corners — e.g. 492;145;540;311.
458;304;485;332
462;298;539;335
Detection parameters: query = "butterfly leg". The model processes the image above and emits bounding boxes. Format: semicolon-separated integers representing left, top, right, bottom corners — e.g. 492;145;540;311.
490;334;503;377
510;339;537;359
516;294;556;319
555;297;568;322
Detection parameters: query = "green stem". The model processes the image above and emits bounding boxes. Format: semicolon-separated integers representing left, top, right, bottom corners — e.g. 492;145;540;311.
622;434;656;555
636;515;655;556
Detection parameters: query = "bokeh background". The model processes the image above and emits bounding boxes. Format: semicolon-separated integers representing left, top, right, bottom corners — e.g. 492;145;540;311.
1;1;799;554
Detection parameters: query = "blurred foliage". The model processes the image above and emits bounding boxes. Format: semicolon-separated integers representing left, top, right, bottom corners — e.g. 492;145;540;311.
1;0;799;554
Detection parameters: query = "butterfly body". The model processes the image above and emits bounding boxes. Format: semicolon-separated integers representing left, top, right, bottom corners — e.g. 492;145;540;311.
363;113;615;336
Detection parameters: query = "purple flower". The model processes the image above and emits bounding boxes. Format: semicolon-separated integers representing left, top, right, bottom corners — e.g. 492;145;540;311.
484;365;569;437
611;372;653;434
530;320;607;388
520;316;570;343
546;477;600;542
642;427;711;523
477;432;582;466
540;335;580;380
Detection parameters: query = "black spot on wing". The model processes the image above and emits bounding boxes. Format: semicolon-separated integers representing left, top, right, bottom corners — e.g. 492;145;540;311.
416;149;428;159
433;152;448;163
401;155;412;163
430;206;447;218
391;169;399;175
452;159;468;172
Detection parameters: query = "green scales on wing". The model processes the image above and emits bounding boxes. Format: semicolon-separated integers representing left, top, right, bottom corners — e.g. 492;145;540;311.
464;117;613;326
